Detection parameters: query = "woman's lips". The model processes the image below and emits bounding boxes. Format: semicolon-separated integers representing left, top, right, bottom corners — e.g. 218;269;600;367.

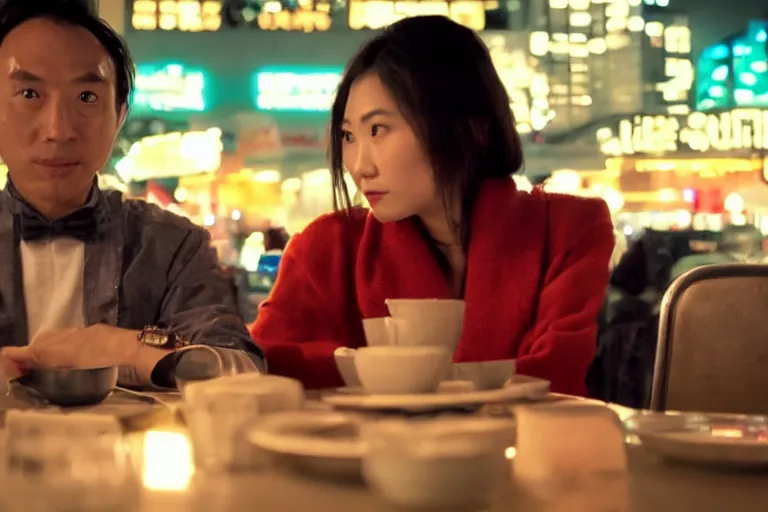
364;192;387;205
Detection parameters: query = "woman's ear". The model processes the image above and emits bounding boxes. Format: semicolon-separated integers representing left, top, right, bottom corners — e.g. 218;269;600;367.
470;119;489;148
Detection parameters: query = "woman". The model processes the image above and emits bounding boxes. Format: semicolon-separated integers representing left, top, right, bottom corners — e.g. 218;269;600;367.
250;16;614;395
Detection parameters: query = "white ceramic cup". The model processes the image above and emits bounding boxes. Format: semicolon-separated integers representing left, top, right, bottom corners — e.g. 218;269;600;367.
361;417;514;509
362;318;397;347
513;403;628;493
184;376;305;471
384;299;465;352
385;298;466;320
354;346;452;395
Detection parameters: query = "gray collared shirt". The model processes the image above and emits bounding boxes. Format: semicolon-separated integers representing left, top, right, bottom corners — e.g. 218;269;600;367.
0;182;266;386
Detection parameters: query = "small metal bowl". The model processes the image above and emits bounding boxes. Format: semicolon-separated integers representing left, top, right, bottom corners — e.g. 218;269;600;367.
17;366;119;407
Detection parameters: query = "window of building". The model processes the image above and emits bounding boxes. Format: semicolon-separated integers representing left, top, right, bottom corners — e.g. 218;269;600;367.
664;26;691;54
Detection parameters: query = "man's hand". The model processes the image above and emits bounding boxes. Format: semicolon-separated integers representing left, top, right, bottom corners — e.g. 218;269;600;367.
0;325;172;388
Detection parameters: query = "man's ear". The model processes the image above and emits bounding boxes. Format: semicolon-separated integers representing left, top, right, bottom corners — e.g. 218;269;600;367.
117;104;128;131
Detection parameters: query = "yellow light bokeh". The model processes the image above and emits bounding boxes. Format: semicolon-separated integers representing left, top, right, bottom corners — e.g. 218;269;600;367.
141;430;195;492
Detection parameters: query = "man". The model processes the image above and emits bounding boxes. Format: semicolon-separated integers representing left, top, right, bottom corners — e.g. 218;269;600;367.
0;0;265;388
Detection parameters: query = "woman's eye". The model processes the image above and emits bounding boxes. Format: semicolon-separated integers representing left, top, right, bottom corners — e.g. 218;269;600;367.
341;130;354;143
371;124;388;137
79;91;97;103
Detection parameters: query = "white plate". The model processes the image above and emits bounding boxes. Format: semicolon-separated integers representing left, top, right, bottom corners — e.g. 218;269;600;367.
625;412;768;468
248;410;364;478
249;410;364;459
322;375;550;412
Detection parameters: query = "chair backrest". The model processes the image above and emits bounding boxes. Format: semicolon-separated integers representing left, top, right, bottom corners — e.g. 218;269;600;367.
651;263;768;415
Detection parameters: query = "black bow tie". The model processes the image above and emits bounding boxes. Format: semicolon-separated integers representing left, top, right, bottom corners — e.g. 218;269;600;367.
18;208;98;243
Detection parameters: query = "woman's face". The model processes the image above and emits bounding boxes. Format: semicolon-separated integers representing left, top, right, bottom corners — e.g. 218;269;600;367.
341;73;439;223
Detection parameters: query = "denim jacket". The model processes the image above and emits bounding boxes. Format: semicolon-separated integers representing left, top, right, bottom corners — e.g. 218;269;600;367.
0;183;266;386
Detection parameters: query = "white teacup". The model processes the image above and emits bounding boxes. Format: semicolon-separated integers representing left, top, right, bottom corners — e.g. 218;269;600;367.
385;298;466;320
385;299;465;352
362;318;397;347
513;403;628;492
361;417;514;508
354;346;451;395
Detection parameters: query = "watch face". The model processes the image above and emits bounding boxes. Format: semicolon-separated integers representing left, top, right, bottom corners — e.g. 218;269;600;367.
144;331;169;347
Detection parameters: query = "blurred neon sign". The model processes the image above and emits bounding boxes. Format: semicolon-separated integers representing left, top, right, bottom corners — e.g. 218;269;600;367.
597;108;768;156
348;0;485;31
253;69;342;112
115;128;222;182
131;0;223;32
257;1;333;33
133;64;206;112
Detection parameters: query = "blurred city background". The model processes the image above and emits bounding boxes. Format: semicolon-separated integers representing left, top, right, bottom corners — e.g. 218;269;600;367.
5;0;765;322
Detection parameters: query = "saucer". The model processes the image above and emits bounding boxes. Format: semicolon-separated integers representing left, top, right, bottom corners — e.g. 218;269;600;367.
323;375;550;412
625;411;768;468
248;410;364;478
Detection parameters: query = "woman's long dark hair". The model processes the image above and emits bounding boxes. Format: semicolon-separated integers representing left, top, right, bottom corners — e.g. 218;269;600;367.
329;15;524;249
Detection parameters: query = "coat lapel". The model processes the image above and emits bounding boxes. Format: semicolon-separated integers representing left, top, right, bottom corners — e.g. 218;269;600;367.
456;183;549;361
0;183;125;343
0;194;25;347
356;213;450;319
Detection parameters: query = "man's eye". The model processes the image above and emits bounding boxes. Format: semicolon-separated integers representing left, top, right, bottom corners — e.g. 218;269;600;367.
21;89;39;99
79;91;97;103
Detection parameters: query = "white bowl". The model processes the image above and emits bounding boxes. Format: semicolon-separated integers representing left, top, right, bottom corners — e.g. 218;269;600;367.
333;349;361;388
361;417;514;508
450;359;516;390
354;346;451;395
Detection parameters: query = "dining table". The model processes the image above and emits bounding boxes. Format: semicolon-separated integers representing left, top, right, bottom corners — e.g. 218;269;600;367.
140;446;768;512
3;387;768;512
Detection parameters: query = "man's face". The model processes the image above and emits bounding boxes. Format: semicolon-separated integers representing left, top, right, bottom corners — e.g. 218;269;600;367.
0;17;125;216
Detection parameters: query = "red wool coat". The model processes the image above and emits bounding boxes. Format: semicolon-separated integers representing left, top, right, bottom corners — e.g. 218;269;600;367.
250;178;614;395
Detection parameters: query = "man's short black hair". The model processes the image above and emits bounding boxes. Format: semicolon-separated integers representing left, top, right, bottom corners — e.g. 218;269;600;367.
0;0;135;112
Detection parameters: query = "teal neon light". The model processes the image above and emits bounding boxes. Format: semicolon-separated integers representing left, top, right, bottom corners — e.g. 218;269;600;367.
696;20;768;111
133;63;207;112
253;67;343;112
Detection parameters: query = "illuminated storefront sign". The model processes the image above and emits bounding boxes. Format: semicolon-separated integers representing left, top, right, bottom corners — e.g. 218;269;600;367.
253;69;343;112
131;0;223;32
597;108;768;156
348;0;486;31
257;1;333;32
115;128;223;182
133;64;207;112
131;0;331;33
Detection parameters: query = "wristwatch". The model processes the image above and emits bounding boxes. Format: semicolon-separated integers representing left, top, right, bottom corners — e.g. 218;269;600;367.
137;326;191;350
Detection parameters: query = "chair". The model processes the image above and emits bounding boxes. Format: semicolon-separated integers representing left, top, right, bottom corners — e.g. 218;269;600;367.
651;263;768;415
